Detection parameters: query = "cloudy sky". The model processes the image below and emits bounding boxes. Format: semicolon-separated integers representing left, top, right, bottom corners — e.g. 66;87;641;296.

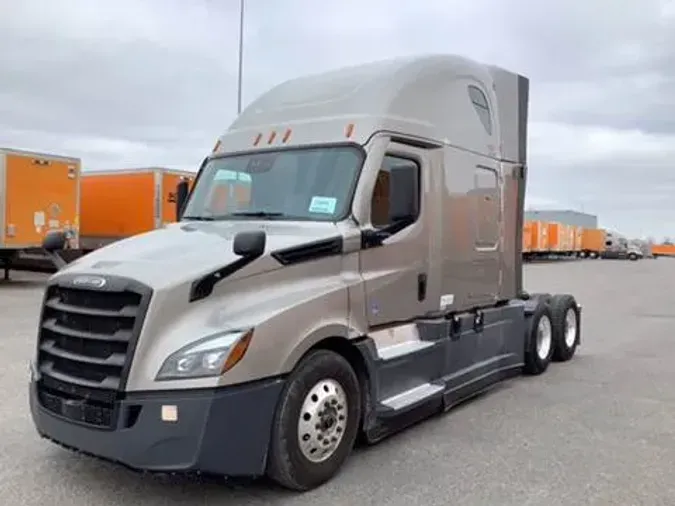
1;0;674;239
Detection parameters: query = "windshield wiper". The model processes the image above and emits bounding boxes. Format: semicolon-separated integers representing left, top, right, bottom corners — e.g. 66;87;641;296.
181;215;215;221
229;211;286;218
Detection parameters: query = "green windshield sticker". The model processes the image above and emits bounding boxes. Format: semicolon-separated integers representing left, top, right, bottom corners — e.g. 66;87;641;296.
309;196;337;214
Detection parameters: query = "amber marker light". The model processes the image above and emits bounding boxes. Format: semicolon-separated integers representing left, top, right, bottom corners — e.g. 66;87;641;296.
222;329;255;373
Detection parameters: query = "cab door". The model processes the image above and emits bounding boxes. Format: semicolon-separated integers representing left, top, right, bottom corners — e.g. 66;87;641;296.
359;139;440;327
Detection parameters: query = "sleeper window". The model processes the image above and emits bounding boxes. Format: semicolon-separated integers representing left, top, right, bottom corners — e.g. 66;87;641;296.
468;85;493;136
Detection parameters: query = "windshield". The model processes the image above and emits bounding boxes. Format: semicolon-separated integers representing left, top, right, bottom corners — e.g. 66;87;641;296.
182;145;364;222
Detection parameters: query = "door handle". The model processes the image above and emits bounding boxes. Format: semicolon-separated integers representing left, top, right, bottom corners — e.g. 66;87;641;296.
417;273;427;302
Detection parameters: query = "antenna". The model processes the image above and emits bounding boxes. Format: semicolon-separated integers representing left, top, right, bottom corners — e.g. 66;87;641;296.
236;0;245;115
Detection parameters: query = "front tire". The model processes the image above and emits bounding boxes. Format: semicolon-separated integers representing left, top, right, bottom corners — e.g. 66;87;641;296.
266;349;361;491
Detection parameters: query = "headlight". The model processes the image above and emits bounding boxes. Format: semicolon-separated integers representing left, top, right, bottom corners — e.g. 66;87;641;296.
155;329;254;381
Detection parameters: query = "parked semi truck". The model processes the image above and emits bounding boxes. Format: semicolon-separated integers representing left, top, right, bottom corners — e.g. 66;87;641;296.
0;147;80;279
602;231;641;261
29;54;583;491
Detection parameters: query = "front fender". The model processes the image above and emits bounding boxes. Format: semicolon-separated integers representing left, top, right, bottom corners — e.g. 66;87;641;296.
126;255;362;392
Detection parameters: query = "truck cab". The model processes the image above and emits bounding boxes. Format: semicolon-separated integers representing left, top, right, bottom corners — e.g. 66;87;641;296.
29;54;582;491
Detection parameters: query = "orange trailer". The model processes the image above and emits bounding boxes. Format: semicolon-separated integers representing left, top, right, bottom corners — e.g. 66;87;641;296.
79;168;195;250
572;226;583;253
0;147;80;277
523;220;549;258
581;228;606;258
652;244;675;257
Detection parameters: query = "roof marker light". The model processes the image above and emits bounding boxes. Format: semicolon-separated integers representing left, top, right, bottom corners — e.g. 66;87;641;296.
268;131;277;144
212;139;222;152
253;133;263;146
282;128;292;143
345;123;355;138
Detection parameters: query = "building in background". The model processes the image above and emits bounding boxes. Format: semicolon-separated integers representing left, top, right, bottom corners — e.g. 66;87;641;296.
524;209;598;229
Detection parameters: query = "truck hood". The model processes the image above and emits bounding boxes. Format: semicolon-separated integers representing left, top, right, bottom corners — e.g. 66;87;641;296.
57;220;343;289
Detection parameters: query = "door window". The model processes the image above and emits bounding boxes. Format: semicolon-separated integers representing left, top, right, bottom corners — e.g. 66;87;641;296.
370;155;420;229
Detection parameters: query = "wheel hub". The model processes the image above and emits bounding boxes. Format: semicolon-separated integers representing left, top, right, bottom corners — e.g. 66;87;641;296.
297;379;348;463
536;315;552;360
564;307;577;347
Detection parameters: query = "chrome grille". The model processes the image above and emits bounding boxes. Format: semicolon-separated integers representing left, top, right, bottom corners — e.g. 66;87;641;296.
35;275;152;429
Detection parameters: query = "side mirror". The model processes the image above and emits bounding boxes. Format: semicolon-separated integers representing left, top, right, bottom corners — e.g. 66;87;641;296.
176;179;190;221
42;230;69;270
43;230;67;253
388;165;419;223
233;230;266;258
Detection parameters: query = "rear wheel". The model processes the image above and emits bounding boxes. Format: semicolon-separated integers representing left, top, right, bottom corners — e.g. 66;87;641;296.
266;349;361;491
524;301;554;375
628;252;639;261
550;294;580;361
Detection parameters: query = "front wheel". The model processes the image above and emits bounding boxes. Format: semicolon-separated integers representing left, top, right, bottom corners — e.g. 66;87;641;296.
266;349;362;491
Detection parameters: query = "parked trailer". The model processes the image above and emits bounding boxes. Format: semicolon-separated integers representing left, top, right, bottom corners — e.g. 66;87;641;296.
0;147;80;279
653;244;675;257
79;168;196;251
522;220;550;260
572;226;583;255
580;228;606;258
31;54;583;491
547;222;577;257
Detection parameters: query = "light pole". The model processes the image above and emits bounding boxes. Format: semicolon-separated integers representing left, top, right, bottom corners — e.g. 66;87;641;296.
236;0;245;115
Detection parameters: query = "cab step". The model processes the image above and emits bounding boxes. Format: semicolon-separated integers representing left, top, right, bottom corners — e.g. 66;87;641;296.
378;382;444;417
376;340;434;361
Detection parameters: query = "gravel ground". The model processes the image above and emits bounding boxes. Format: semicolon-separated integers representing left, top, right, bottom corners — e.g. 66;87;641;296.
2;258;675;506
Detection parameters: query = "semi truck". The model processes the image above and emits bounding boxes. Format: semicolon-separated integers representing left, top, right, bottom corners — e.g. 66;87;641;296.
0;147;80;279
29;54;583;492
602;231;641;261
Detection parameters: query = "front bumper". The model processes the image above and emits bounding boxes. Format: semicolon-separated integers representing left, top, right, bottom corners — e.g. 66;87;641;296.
29;375;285;477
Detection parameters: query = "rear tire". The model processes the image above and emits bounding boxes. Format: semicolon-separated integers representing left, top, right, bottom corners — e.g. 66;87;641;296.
266;349;361;492
523;301;554;375
550;294;580;362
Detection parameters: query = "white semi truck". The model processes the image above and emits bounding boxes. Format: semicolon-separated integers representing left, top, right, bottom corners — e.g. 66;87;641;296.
30;54;582;491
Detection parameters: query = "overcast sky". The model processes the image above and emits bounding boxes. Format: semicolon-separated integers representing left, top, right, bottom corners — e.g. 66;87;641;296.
1;0;674;239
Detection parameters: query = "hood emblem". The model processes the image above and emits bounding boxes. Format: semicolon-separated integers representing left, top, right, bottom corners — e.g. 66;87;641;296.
72;275;107;288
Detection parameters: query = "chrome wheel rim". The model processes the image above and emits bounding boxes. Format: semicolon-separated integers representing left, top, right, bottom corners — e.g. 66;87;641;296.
536;315;552;360
564;308;577;348
297;379;348;463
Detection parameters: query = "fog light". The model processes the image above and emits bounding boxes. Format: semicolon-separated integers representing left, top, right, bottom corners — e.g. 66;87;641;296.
161;405;178;423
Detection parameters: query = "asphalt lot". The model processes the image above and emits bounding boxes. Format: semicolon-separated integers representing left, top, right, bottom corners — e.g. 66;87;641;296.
2;258;675;505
